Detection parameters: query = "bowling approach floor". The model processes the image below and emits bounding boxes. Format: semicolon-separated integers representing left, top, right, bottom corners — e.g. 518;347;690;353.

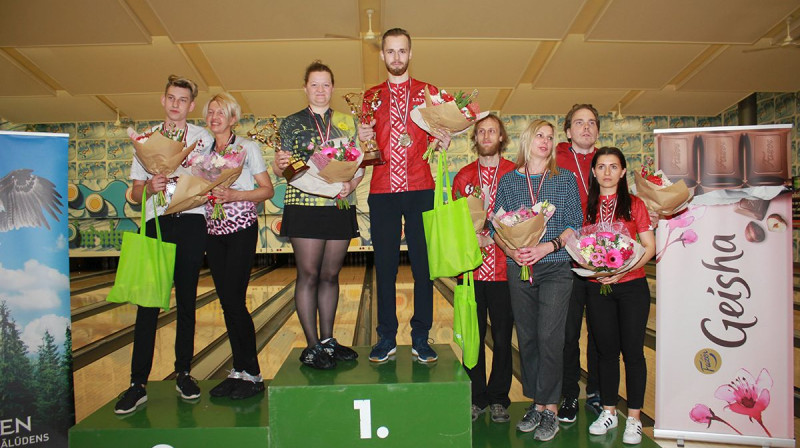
69;255;756;448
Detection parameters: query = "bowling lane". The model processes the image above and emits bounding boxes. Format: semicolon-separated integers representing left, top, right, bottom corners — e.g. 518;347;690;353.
73;266;297;422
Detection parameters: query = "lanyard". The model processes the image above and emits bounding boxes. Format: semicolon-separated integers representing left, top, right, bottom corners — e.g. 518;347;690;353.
524;167;548;206
600;194;617;224
477;159;500;211
570;146;589;198
211;133;236;153
307;107;332;144
386;80;411;130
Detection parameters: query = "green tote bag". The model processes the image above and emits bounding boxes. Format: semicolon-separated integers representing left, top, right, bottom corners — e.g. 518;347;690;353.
453;272;479;369
422;150;482;279
107;189;176;310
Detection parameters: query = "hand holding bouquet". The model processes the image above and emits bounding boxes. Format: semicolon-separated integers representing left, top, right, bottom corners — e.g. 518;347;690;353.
289;137;365;208
309;138;362;209
161;143;246;218
187;147;247;220
634;156;693;216
410;87;489;161
564;222;647;295
128;125;197;206
491;201;556;281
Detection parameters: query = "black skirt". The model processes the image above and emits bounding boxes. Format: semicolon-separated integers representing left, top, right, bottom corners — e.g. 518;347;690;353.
280;205;359;240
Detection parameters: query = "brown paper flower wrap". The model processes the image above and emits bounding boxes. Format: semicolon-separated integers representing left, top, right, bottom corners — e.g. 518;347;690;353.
130;129;197;177
466;196;487;233
410;88;489;136
163;165;243;216
491;209;548;252
633;171;693;216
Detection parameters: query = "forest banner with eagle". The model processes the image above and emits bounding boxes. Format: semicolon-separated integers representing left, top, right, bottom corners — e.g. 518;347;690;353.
0;131;73;447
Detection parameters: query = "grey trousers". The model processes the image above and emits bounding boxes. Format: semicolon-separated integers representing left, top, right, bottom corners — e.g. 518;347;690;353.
507;261;573;405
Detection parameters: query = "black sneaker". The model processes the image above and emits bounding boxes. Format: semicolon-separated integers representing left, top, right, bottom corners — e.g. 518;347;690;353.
322;338;358;361
230;372;265;400
557;396;578;422
176;371;201;399
300;343;336;369
369;338;397;362
585;392;603;416
114;384;147;415
209;370;243;398
411;337;438;363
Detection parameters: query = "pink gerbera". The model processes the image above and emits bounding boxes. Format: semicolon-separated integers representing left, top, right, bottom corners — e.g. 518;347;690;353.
605;248;624;269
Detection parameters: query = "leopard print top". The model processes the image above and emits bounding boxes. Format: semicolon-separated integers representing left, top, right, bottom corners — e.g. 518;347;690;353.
206;200;257;235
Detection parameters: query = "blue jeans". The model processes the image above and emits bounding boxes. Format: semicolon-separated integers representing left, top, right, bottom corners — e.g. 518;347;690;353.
507;261;573;405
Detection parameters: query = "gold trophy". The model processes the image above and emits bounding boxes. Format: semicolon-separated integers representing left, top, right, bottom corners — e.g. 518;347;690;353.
248;115;309;182
345;91;384;167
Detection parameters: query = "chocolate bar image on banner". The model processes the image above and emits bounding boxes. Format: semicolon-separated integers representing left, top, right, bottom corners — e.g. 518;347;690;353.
745;129;789;187
656;133;699;188
697;131;745;190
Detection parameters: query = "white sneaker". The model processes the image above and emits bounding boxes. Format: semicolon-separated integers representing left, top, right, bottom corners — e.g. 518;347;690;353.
589;409;618;435
623;417;643;444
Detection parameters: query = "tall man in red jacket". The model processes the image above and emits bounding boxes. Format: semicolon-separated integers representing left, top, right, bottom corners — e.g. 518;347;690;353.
357;28;449;364
452;114;516;423
555;103;602;422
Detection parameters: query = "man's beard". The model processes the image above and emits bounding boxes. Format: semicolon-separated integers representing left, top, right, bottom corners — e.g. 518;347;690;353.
477;141;501;157
386;61;408;77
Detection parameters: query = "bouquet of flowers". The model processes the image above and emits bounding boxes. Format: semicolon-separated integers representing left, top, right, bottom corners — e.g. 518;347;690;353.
564;222;647;295
162;143;246;218
633;156;693;217
128;125;197;206
410;87;490;160
491;201;556;281
188;146;246;220
289;137;365;209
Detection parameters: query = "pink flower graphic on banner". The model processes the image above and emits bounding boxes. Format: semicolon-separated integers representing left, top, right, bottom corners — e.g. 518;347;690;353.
689;404;742;434
680;229;698;246
656;209;701;263
714;368;773;437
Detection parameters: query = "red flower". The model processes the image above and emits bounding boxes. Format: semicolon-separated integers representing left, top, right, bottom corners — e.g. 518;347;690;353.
647;174;663;186
441;91;454;102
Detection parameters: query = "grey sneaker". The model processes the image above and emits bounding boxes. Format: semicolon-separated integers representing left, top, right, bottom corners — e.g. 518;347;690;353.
471;404;487;422
516;404;542;432
533;409;559;441
489;403;510;423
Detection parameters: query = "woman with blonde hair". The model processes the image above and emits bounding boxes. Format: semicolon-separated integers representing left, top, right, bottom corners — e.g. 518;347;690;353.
492;119;582;441
203;92;274;399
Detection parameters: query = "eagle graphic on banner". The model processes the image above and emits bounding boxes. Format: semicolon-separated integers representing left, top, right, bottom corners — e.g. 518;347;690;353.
0;169;63;232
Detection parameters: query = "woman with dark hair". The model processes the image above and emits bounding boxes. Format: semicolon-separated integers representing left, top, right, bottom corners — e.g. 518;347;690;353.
273;61;362;369
583;147;655;445
492;119;583;442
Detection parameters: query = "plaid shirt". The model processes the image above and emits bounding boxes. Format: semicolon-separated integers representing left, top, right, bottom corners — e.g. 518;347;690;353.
492;168;582;264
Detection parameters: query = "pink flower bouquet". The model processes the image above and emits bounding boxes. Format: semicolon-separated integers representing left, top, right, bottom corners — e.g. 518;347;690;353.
291;137;364;210
564;222;646;295
163;144;246;219
491;201;556;281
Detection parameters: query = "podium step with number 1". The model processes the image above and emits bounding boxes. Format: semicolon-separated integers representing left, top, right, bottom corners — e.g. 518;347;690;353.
269;344;472;447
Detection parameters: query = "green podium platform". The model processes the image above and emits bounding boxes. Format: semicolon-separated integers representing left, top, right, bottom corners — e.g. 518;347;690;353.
69;380;269;448
472;401;662;447
269;344;471;448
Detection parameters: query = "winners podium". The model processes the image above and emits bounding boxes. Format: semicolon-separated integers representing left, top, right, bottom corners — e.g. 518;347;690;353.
70;344;471;447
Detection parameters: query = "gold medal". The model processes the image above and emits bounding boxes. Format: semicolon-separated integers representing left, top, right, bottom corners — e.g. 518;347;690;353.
399;132;412;147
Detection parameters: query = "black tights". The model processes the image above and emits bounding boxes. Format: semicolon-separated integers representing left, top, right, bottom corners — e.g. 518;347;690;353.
291;237;350;347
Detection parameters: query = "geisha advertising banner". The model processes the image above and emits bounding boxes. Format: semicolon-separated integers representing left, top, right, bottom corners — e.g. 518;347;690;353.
653;125;794;447
0;131;74;447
